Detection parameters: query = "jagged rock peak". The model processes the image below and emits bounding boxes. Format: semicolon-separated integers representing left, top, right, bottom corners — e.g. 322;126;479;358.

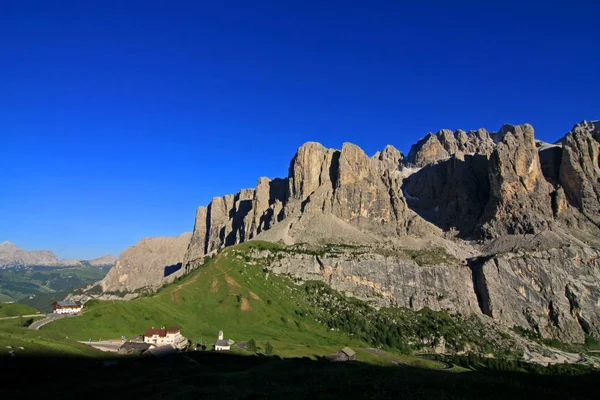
288;142;338;200
372;144;404;172
406;127;498;167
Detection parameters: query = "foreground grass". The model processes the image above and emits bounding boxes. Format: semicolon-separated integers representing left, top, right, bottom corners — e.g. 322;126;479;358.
1;352;598;400
0;319;104;357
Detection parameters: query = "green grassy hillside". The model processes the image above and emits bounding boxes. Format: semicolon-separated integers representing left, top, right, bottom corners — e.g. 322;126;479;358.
44;243;366;358
0;318;103;357
0;302;39;317
42;241;514;360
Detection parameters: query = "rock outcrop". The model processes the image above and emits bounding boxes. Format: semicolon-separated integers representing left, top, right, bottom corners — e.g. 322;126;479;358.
99;233;191;293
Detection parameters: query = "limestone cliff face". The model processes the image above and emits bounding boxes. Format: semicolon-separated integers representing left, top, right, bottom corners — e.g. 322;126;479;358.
476;124;555;239
259;247;480;315
182;140;432;269
182;178;288;271
99;232;191;293
559;121;600;227
288;142;336;200
252;237;600;344
403;154;490;235
471;244;600;343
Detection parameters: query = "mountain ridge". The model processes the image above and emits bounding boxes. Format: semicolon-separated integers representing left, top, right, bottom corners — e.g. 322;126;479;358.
89;119;600;344
0;241;117;269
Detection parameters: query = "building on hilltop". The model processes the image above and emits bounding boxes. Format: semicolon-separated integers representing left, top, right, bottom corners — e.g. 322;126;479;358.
325;347;356;362
52;301;83;314
143;326;187;349
214;330;233;351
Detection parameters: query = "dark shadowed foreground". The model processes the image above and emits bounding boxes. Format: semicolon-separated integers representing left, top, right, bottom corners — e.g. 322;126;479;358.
1;352;598;400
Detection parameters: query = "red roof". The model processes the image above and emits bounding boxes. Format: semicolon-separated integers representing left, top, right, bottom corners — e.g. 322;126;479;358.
144;328;166;337
144;326;180;338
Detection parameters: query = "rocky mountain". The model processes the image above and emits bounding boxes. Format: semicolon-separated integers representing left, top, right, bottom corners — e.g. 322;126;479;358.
89;120;600;344
97;233;192;294
0;241;60;268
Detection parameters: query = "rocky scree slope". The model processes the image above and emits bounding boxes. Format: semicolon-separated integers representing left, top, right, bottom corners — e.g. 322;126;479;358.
99;120;600;344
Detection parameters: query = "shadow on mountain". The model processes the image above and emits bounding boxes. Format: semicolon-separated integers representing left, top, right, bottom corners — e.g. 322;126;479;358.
402;155;490;238
1;352;598;399
163;263;183;278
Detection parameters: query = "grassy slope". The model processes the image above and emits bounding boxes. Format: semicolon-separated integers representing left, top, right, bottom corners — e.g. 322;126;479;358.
44;244;369;360
0;303;39;317
0;318;103;357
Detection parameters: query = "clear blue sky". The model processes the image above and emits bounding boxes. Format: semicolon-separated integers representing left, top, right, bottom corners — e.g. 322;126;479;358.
1;1;599;259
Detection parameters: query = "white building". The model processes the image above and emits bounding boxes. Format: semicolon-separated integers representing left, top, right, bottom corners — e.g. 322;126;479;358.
214;330;233;351
53;301;83;314
143;326;186;349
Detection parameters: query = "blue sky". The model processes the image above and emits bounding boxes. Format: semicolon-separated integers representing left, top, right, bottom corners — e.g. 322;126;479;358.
1;1;599;259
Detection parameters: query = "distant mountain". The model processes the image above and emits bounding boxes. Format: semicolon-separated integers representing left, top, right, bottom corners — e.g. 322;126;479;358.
0;241;117;269
0;241;67;268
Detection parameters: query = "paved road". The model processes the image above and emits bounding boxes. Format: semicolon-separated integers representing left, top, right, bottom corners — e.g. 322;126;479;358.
28;313;71;330
415;353;454;370
363;348;453;370
0;314;45;321
79;340;123;352
363;348;412;367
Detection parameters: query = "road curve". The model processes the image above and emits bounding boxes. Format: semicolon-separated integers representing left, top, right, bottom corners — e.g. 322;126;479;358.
28;313;71;330
363;348;412;367
362;348;453;370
